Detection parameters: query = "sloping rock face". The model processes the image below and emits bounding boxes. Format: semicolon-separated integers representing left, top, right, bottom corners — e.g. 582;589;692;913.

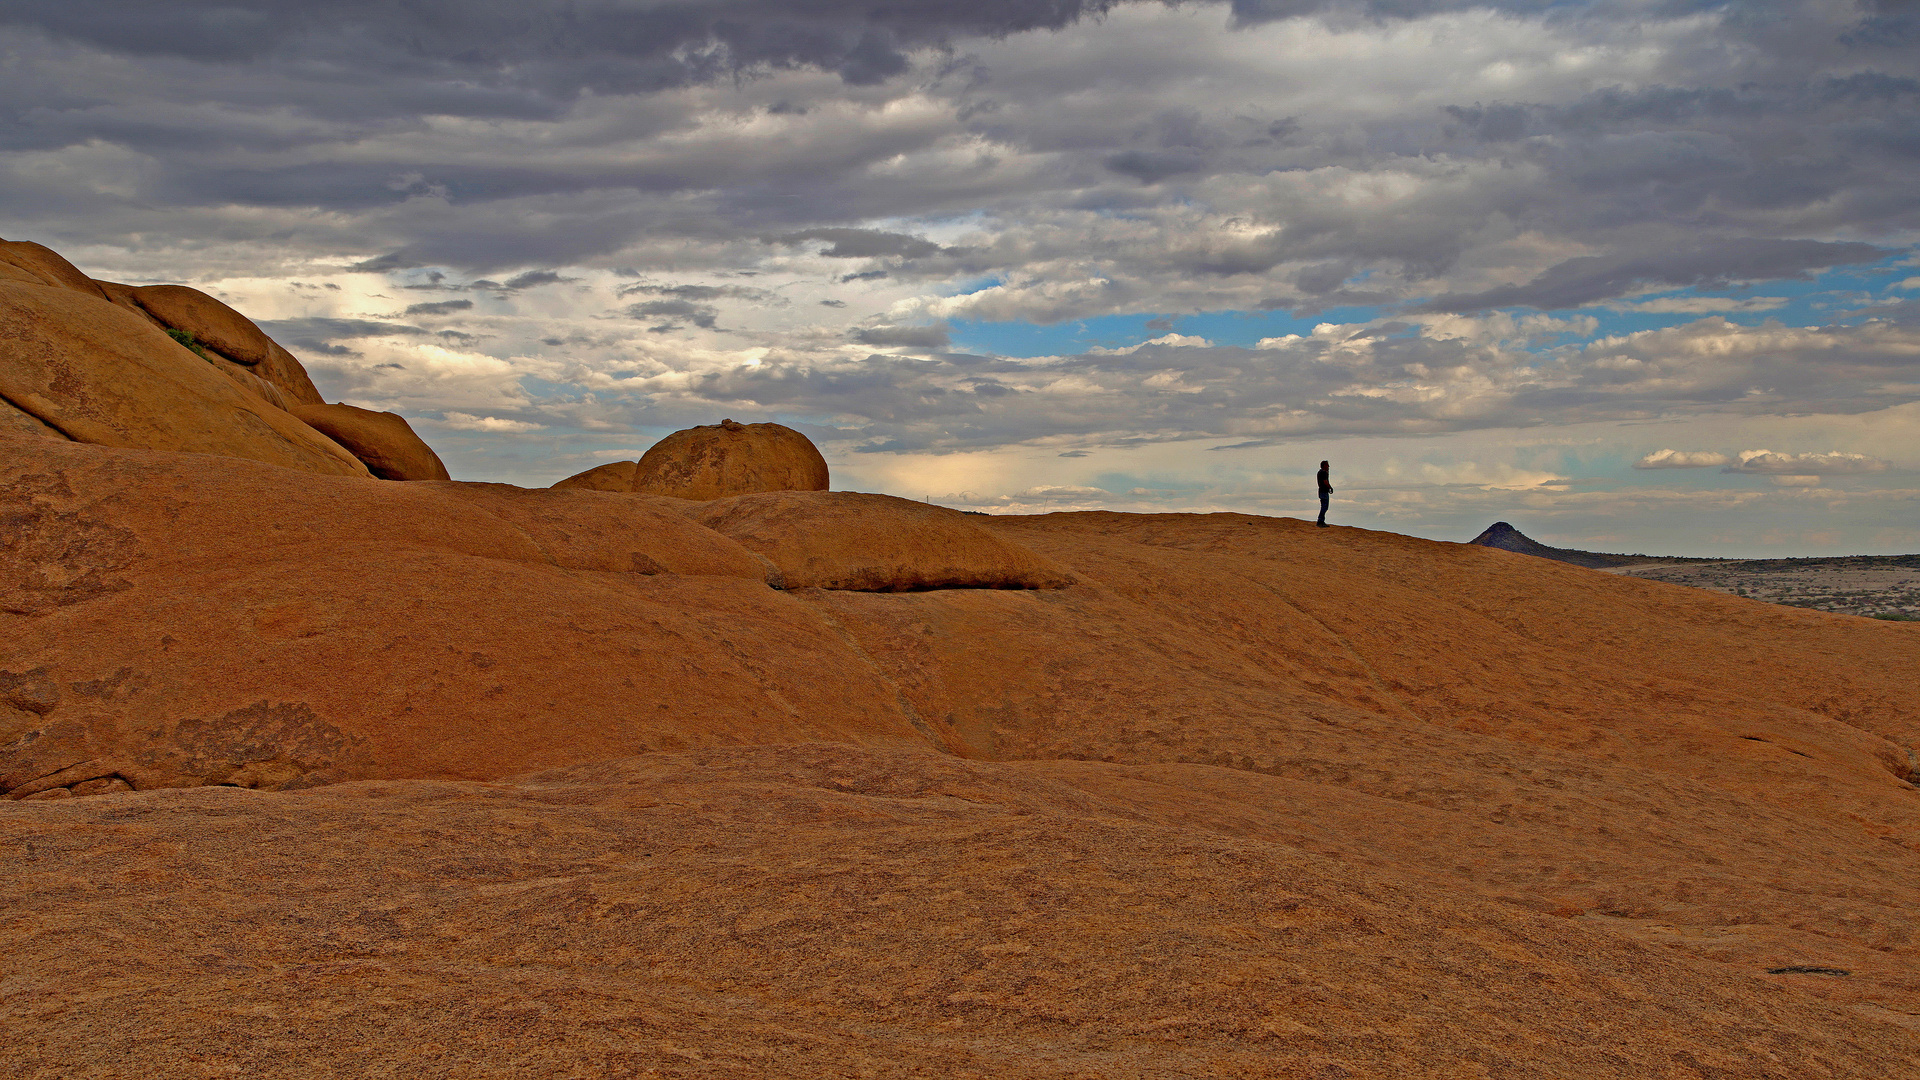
1;240;111;299
0;437;907;791
0;280;371;476
6;435;1920;1076
127;283;326;406
691;489;1073;590
0;236;447;478
556;418;829;499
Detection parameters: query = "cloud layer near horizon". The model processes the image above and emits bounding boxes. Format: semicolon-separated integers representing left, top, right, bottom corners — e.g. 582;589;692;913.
2;0;1915;552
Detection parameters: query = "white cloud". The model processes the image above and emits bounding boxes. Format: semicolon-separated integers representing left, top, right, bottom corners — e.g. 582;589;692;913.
1610;297;1789;314
1634;449;1731;469
436;412;548;433
1724;450;1893;476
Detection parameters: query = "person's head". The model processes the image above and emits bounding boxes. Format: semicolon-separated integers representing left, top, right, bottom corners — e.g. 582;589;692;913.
1320;460;1329;469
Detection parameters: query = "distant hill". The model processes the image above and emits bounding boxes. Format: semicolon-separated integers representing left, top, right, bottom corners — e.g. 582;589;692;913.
1465;521;1653;569
1468;522;1920;620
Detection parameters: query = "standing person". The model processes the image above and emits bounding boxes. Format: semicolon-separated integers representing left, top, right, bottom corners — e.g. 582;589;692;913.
1316;460;1331;527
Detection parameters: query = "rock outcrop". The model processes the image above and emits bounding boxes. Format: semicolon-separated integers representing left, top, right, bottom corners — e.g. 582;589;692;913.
550;457;638;492
555;418;829;499
0;236;441;478
127;282;327;407
0;279;372;476
129;283;276;366
290;403;452;481
0;239;110;299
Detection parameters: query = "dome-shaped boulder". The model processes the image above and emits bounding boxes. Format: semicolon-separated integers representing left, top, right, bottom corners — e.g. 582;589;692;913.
553;419;828;501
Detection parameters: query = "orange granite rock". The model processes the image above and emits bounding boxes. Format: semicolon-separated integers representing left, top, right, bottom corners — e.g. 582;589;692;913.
290;402;452;481
557;419;829;500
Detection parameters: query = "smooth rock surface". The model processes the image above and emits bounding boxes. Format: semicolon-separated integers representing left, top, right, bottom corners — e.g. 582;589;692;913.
548;457;639;492
291;402;453;481
690;490;1073;591
0;239;109;299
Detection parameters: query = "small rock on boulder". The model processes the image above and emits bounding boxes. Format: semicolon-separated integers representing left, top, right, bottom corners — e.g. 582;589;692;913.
554;419;828;500
290;403;452;481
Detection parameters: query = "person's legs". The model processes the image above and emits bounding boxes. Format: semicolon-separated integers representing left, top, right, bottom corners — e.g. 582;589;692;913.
1317;491;1329;526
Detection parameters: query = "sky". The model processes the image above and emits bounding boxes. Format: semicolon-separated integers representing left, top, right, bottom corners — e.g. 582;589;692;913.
3;0;1917;556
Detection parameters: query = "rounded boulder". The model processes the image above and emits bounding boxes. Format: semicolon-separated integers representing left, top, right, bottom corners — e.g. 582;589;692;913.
290;403;452;481
555;419;828;501
132;284;275;367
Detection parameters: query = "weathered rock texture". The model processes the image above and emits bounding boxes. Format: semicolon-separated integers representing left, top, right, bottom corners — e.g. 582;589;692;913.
5;433;1920;1077
290;403;452;481
556;418;830;499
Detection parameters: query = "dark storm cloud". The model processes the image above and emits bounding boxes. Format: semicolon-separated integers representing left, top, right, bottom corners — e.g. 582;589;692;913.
1415;240;1889;314
502;270;569;290
258;317;431;357
1443;75;1920;142
404;299;474;317
625;299;719;329
350;254;423;273
617;283;774;302
852;324;952;349
0;0;1144;101
260;317;431;341
1104;149;1209;184
1227;0;1559;20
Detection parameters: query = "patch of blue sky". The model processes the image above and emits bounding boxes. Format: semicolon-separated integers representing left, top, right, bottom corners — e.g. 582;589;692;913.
1572;257;1920;339
948;304;1386;358
948;252;1918;359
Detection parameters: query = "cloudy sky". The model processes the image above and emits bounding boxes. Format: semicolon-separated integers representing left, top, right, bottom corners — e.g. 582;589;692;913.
5;0;1917;555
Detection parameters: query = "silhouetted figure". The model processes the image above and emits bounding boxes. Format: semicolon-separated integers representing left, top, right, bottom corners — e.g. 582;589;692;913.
1316;460;1331;527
